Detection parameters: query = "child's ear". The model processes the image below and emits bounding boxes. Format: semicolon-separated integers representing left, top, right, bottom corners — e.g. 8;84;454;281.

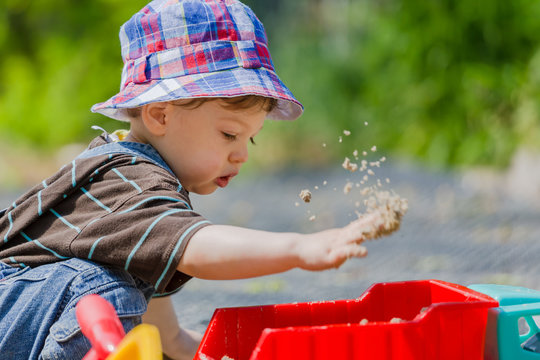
141;102;168;137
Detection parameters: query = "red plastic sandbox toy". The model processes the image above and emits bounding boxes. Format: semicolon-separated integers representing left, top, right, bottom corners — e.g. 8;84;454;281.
194;279;498;360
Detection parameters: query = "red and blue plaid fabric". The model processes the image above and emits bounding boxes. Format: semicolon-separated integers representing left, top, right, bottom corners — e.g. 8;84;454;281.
92;0;303;121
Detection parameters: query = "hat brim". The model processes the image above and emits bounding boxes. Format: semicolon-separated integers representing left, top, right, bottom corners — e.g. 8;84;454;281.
91;67;303;121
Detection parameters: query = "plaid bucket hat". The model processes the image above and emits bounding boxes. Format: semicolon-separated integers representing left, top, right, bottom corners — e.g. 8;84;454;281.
91;0;303;121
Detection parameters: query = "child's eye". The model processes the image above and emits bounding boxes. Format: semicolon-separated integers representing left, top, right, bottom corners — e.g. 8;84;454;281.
250;137;256;145
222;132;237;141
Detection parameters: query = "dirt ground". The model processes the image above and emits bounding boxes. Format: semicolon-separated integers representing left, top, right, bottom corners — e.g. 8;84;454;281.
1;158;540;334
175;160;540;333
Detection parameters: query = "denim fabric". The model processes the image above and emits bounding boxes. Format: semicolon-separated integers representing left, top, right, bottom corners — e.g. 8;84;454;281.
0;258;154;360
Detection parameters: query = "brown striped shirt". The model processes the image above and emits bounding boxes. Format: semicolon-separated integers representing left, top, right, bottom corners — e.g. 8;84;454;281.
0;135;210;296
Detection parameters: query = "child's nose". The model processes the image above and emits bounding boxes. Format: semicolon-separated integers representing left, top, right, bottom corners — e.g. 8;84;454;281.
229;144;249;164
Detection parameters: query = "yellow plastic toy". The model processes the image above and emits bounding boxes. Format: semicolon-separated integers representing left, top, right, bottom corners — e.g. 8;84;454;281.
107;324;162;360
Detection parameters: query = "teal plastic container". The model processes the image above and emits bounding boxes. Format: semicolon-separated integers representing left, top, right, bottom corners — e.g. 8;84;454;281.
469;284;540;360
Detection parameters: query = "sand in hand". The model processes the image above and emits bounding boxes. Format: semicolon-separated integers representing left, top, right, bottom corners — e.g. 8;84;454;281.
300;128;408;241
354;190;408;240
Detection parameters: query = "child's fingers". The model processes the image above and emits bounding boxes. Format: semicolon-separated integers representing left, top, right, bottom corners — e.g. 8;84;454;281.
343;207;402;243
341;213;381;242
346;244;368;258
331;244;368;269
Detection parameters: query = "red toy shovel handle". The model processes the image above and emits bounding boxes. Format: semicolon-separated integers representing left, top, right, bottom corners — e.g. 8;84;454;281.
76;294;126;360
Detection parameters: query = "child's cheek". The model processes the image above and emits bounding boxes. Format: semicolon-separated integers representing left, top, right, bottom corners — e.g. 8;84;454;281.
197;153;222;174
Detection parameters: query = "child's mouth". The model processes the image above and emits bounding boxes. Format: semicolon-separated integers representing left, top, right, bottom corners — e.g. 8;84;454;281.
215;175;232;188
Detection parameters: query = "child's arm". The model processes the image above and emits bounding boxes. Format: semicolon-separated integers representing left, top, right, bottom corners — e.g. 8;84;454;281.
142;296;202;360
142;215;378;359
179;212;389;280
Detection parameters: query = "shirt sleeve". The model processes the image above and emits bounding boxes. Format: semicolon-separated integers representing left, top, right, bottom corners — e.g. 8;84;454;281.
70;187;211;295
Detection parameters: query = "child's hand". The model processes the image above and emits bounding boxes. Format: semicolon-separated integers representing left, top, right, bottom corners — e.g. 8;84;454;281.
143;297;203;360
294;212;384;271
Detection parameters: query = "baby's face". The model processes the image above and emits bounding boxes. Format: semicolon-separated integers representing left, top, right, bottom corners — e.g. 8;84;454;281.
158;100;266;194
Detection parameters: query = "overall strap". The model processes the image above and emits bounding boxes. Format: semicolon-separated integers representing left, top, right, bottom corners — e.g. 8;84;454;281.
76;140;176;177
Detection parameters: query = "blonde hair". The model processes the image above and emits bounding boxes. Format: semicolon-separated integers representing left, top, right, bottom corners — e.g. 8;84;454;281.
127;95;278;119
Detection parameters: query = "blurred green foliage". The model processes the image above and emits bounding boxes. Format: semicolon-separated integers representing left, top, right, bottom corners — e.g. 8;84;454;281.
2;0;540;169
0;0;148;149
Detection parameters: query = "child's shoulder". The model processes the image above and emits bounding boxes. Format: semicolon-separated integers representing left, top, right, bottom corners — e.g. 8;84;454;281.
78;134;184;194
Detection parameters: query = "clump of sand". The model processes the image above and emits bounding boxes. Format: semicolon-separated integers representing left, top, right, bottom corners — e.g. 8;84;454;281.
342;157;358;172
358;317;405;325
299;189;312;203
390;317;403;323
356;190;408;239
343;182;353;194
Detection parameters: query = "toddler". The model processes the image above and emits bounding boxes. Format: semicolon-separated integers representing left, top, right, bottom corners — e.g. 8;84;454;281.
0;1;401;359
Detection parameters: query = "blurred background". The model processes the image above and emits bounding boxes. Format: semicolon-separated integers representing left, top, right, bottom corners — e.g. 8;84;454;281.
2;0;540;188
3;0;540;330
